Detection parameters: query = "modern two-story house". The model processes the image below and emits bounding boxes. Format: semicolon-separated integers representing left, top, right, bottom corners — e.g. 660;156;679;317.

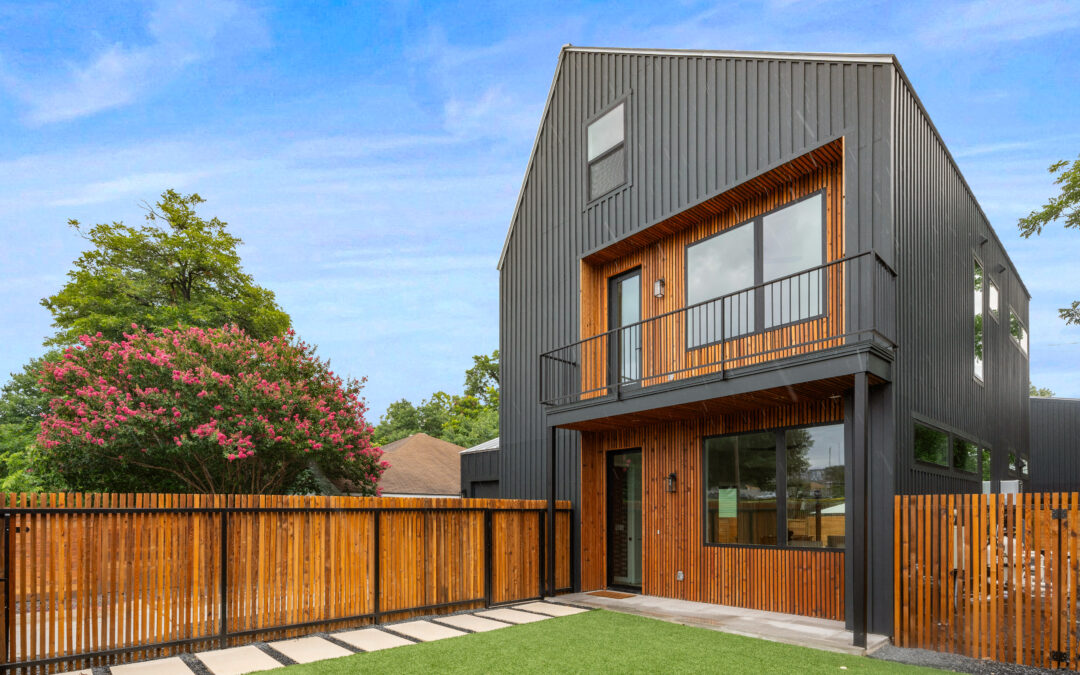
497;46;1030;641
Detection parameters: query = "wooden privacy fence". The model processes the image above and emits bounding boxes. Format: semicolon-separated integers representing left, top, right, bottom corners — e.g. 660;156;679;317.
895;492;1080;670
0;493;573;674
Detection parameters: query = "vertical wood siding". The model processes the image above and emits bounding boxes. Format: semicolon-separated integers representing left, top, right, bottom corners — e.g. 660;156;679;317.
2;494;572;674
579;400;844;620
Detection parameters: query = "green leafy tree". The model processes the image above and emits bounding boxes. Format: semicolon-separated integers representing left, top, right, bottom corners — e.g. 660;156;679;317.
1031;384;1056;397
464;350;499;407
0;356;61;492
1018;155;1080;324
41;190;291;345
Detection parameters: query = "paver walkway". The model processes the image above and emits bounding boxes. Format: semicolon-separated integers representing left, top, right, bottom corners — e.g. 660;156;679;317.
59;601;588;674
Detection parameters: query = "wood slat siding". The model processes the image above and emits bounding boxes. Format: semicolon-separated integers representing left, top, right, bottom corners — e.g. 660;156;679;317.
578;146;845;398
895;493;1080;670
580;400;844;620
1;494;572;674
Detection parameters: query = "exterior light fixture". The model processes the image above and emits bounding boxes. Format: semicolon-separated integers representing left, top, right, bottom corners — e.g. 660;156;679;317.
665;472;677;493
653;278;665;298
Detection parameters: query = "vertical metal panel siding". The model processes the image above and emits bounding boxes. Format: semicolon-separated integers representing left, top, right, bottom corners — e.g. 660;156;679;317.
1030;398;1080;492
890;75;1031;501
460;450;500;494
498;50;896;606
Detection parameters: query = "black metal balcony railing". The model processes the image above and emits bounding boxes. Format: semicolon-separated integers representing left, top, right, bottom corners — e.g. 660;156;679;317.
539;251;896;407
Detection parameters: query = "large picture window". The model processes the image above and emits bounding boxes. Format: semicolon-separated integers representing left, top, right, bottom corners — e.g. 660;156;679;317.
686;192;825;348
705;423;844;549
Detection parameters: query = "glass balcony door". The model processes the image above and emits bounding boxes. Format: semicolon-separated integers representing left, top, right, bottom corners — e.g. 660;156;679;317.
608;269;641;386
607;449;643;589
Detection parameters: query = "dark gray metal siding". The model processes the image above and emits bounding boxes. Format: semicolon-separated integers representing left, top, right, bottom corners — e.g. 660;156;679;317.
890;74;1031;500
1030;398;1080;492
498;49;896;621
460;449;500;496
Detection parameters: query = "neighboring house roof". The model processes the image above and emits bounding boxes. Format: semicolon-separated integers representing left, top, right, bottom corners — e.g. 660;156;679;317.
377;433;464;496
461;437;499;455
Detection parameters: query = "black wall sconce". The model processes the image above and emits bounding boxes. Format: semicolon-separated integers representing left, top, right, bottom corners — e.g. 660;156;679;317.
665;472;677;493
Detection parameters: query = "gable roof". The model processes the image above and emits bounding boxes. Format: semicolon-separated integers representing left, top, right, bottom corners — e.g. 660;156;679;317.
378;433;463;496
495;45;895;271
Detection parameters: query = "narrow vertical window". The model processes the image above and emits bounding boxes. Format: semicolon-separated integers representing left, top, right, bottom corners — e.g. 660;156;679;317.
974;260;984;381
1009;309;1028;356
587;102;626;201
988;278;1000;321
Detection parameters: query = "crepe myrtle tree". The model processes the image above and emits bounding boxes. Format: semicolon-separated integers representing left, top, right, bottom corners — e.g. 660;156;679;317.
36;324;386;495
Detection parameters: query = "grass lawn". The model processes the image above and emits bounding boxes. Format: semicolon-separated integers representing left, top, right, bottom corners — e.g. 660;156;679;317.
268;610;938;674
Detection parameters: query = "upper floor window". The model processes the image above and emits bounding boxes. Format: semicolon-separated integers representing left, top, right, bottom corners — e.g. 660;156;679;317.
1009;308;1028;356
587;102;626;201
685;192;825;347
988;278;1000;321
974;259;984;382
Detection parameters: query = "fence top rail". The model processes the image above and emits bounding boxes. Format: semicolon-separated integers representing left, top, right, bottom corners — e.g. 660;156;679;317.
0;492;574;512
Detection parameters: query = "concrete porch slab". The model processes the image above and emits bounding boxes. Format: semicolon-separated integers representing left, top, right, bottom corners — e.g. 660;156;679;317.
268;636;352;664
551;592;888;656
196;645;284;674
111;657;194;675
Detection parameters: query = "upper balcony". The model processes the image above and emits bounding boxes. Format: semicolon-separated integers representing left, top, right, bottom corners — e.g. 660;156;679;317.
538;139;896;422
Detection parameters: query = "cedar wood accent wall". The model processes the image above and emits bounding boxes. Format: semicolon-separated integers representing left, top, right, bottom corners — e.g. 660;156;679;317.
580;399;845;620
578;142;845;395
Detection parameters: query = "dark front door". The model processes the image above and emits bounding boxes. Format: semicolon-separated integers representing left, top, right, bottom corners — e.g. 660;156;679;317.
606;449;643;589
607;269;641;388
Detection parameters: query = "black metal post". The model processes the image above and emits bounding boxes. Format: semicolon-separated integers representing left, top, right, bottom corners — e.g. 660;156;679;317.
483;510;493;607
852;371;869;647
538;509;546;597
219;507;229;650
548;425;557;597
373;513;381;619
2;513;9;675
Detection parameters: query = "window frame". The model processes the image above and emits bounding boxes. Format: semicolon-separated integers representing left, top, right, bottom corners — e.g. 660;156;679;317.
585;97;631;205
911;415;989;482
973;256;985;385
987;277;1000;322
1008;306;1029;356
701;420;845;552
683;189;829;351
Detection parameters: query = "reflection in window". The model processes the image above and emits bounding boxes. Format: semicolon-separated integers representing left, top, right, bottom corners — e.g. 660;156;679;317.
1020;455;1030;479
953;438;978;474
981;448;992;481
1009;310;1028;355
914;423;948;466
705;432;777;545
686;223;755;346
974;260;984;381
786;424;845;549
763;195;824;328
1008;452;1018;476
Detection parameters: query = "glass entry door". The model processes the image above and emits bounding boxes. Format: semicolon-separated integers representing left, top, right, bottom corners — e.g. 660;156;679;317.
606;449;643;589
608;269;641;387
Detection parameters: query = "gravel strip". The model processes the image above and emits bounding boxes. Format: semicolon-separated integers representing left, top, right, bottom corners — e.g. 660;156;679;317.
253;642;297;666
872;645;1056;674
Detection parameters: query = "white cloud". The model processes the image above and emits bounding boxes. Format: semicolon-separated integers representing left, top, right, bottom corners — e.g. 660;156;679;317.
917;0;1080;47
1;0;268;125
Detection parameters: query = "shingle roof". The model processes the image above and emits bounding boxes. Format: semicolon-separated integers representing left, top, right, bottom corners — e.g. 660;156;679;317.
377;433;464;496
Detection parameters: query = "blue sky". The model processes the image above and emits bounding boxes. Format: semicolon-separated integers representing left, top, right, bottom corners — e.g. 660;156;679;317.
1;0;1078;421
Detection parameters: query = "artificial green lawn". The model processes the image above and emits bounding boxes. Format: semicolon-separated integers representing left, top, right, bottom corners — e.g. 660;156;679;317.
267;610;939;674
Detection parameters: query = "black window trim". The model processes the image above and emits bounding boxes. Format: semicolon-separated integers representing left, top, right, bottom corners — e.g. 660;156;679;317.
701;419;845;553
683;188;829;351
585;95;632;206
910;414;988;483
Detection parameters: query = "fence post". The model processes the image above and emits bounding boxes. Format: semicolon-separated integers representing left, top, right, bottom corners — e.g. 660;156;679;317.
538;509;546;598
219;503;229;650
484;509;492;607
373;512;381;620
1;512;9;675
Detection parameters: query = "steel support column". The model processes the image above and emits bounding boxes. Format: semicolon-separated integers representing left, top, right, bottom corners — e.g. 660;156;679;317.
851;371;869;647
547;425;557;597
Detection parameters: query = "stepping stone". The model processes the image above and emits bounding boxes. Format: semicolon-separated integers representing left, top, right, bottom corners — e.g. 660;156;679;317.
475;608;550;624
515;601;589;617
335;628;414;652
434;614;511;632
58;670;92;675
387;619;467;642
268;636;353;664
196;645;284;674
112;657;194;675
